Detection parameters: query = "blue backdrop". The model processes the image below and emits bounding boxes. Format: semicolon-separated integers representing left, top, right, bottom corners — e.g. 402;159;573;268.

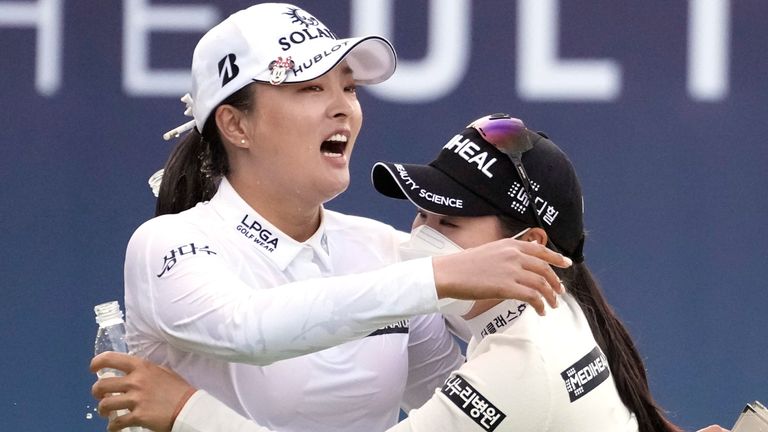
1;1;765;431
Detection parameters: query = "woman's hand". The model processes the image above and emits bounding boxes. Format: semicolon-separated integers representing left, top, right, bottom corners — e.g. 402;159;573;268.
91;352;196;432
433;238;571;316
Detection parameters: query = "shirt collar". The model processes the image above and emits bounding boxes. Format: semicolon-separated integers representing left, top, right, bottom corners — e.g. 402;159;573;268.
209;177;331;271
465;299;529;341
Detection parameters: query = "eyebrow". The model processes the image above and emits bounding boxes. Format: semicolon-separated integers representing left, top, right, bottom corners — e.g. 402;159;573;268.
339;64;354;76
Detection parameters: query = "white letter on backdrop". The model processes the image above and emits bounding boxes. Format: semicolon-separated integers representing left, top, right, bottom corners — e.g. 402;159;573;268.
123;0;218;96
517;0;621;101
0;0;62;96
688;0;730;101
351;0;471;103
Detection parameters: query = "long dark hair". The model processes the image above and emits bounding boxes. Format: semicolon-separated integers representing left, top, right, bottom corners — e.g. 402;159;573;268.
155;84;254;216
500;218;682;432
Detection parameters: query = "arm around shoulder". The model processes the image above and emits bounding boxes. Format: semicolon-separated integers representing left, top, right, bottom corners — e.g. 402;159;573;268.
126;217;441;365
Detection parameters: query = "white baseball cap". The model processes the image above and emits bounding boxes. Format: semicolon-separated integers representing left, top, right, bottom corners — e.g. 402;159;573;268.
187;2;397;134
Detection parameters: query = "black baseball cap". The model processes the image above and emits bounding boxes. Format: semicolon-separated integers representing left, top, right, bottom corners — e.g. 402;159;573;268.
371;114;585;261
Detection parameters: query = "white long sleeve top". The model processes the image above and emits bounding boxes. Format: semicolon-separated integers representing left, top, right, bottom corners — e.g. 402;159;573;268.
125;177;461;432
391;295;639;432
172;294;640;432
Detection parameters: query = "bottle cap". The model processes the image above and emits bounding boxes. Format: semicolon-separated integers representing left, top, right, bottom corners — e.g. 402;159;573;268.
94;301;124;325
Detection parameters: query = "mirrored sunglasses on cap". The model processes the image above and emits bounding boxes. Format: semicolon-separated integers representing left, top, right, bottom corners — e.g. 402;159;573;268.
467;113;551;243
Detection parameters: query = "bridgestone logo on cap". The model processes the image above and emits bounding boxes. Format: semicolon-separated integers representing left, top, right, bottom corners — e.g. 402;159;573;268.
218;53;239;87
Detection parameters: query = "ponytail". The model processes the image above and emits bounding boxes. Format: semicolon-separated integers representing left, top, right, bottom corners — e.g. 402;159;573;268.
154;84;254;216
562;263;682;432
499;216;680;432
154;127;225;216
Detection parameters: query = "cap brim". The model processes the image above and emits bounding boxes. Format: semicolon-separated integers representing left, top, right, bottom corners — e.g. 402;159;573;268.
371;162;499;217
342;36;397;84
253;35;396;85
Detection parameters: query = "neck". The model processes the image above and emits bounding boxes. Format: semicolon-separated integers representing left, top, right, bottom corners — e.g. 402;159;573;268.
465;299;524;341
228;173;322;242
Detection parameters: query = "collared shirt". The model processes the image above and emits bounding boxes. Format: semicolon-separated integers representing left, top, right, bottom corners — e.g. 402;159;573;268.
126;177;460;432
171;294;640;432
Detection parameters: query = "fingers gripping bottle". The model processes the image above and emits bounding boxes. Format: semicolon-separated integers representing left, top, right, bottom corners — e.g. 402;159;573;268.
93;301;142;432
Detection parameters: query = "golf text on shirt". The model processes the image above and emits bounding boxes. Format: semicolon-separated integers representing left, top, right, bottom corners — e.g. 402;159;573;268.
237;214;279;252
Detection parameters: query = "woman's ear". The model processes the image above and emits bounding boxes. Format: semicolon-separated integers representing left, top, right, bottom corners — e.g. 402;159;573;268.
521;227;548;245
215;105;250;149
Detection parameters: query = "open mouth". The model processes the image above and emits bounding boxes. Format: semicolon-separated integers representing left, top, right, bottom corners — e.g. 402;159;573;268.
320;133;348;158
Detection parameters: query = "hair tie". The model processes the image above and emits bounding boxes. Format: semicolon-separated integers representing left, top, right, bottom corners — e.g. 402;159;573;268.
162;93;196;141
148;169;164;197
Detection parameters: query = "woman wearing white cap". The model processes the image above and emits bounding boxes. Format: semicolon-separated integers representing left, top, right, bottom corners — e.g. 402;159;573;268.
120;3;571;432
94;113;727;432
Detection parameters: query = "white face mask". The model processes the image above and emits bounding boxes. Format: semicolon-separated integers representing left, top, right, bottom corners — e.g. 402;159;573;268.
399;225;474;316
398;225;531;317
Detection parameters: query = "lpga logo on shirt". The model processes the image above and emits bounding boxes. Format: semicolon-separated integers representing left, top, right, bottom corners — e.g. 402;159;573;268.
560;346;611;402
236;214;279;252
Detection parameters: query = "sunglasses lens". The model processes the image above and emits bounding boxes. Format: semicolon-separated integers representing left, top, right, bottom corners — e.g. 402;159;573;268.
469;114;530;154
469;114;549;232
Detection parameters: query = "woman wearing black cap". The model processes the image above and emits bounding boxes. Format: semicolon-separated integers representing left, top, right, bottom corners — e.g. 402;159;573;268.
115;3;571;432
371;113;657;431
92;113;726;432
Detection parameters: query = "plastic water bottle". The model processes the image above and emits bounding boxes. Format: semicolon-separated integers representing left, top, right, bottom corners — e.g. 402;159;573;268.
93;301;142;432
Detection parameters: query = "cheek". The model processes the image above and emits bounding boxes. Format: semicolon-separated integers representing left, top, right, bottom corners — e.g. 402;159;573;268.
249;92;307;144
353;100;363;124
349;102;363;142
454;228;503;249
451;234;483;250
250;118;309;160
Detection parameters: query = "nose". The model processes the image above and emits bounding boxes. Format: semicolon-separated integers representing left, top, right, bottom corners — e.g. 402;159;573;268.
411;213;442;233
327;86;354;119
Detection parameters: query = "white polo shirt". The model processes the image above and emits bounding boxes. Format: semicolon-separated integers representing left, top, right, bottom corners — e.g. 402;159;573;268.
171;294;640;432
125;177;462;432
